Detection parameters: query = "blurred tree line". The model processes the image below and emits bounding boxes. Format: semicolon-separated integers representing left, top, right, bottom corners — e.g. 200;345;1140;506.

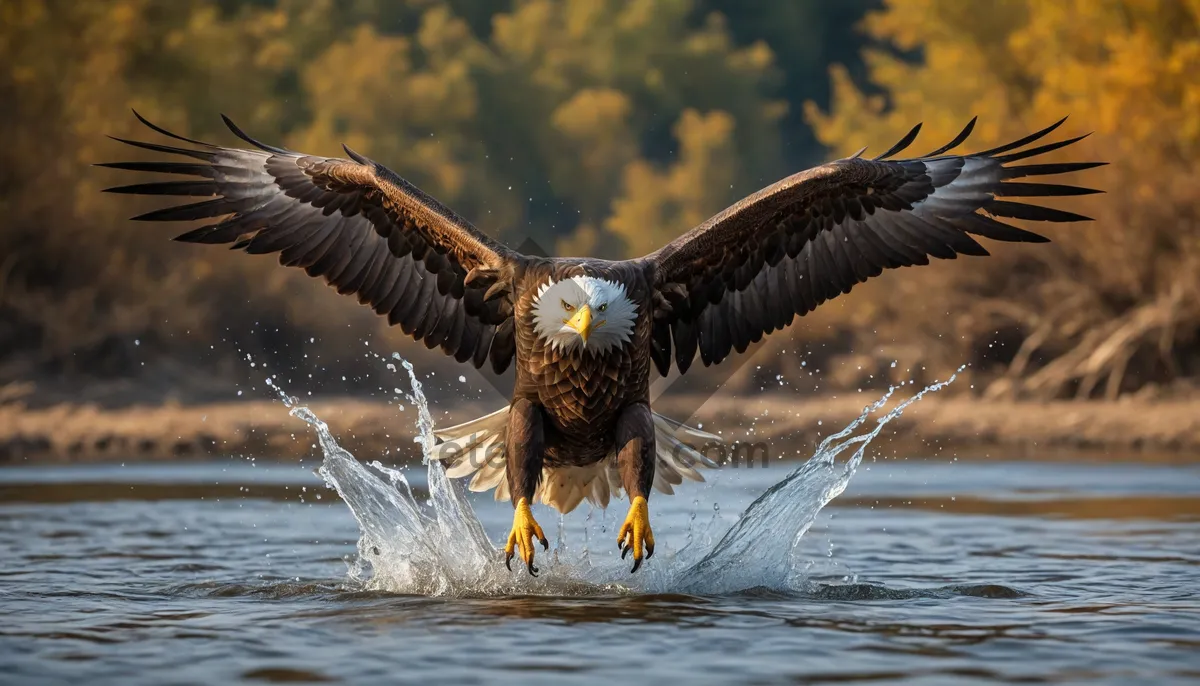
805;0;1200;400
0;0;1196;405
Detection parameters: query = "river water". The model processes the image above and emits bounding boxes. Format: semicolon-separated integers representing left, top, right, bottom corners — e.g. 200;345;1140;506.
2;377;1198;684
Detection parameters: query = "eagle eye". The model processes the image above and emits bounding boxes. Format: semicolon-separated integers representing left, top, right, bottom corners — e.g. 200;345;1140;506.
598;303;608;312
561;299;575;312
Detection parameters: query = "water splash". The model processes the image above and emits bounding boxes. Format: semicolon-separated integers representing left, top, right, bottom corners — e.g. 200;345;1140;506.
673;373;959;594
275;360;509;595
277;361;959;597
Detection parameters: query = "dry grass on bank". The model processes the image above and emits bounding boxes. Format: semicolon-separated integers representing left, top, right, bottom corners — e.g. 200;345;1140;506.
3;394;1199;465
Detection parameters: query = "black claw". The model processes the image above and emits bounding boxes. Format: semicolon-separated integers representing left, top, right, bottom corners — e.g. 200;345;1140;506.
539;537;549;551
630;556;643;574
646;543;655;559
621;544;629;560
505;552;514;572
527;560;539;577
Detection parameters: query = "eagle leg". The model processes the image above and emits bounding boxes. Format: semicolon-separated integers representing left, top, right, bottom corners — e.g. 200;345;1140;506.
504;398;548;576
617;496;655;573
505;497;548;576
615;403;656;573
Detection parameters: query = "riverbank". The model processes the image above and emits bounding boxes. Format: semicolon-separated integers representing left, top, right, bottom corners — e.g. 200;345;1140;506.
3;392;1199;465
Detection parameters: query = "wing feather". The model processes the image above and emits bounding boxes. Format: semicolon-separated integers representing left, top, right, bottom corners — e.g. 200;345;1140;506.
643;118;1103;373
101;112;522;371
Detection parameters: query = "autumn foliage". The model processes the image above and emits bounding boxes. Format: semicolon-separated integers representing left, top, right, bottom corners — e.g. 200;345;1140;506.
0;0;1195;403
806;0;1200;399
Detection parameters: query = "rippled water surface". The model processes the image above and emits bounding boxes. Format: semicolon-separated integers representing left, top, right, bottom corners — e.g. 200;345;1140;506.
3;453;1198;685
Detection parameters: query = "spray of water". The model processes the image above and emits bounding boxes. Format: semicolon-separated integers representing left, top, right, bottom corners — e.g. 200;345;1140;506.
672;375;958;594
274;357;959;597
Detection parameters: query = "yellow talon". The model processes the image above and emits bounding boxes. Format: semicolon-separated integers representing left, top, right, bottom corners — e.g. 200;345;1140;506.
505;497;548;576
616;496;655;573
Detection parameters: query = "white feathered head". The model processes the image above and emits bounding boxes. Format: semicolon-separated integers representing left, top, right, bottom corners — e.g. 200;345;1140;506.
531;276;638;355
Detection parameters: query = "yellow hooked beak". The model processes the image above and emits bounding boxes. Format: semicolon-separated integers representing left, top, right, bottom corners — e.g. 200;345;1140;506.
565;304;596;343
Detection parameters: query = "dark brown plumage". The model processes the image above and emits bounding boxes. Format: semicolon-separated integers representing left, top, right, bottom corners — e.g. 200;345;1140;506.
102;112;1103;574
101;112;520;372
514;259;655;463
645;117;1105;372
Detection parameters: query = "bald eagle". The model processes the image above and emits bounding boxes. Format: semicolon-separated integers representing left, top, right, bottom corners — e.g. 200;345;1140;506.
102;112;1102;575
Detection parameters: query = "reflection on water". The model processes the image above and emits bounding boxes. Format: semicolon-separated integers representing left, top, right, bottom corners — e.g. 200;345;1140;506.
2;359;1199;684
2;458;1198;684
842;493;1200;521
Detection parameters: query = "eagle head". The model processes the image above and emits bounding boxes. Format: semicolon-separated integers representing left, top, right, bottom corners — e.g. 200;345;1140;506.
532;275;637;355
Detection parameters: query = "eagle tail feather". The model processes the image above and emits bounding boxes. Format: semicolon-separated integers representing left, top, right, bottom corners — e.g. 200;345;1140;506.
431;406;720;514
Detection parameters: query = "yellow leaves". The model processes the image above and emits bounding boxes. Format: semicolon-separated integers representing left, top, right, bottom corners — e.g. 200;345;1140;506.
479;0;784;250
255;42;295;73
298;16;479;150
813;0;1200;161
556;224;603;258
2;0;830;382
670;109;738;212
806;0;1200;383
5;0;785;274
552;88;637;181
555;88;633;135
566;0;610;38
683;11;734;56
304;26;413;125
108;0;141;31
411;138;468;199
550;88;638;223
730;40;774;74
0;0;46;31
417;5;481;64
804;65;886;158
491;1;549;62
606;160;673;257
1011;3;1200;164
293;10;484;211
606;109;739;257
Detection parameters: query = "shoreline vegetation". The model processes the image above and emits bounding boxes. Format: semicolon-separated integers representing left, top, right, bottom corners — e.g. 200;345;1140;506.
3;394;1198;465
1;3;1198;468
4;2;1199;427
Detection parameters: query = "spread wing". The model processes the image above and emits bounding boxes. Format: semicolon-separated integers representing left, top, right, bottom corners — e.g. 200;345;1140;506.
642;117;1106;375
101;112;522;373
